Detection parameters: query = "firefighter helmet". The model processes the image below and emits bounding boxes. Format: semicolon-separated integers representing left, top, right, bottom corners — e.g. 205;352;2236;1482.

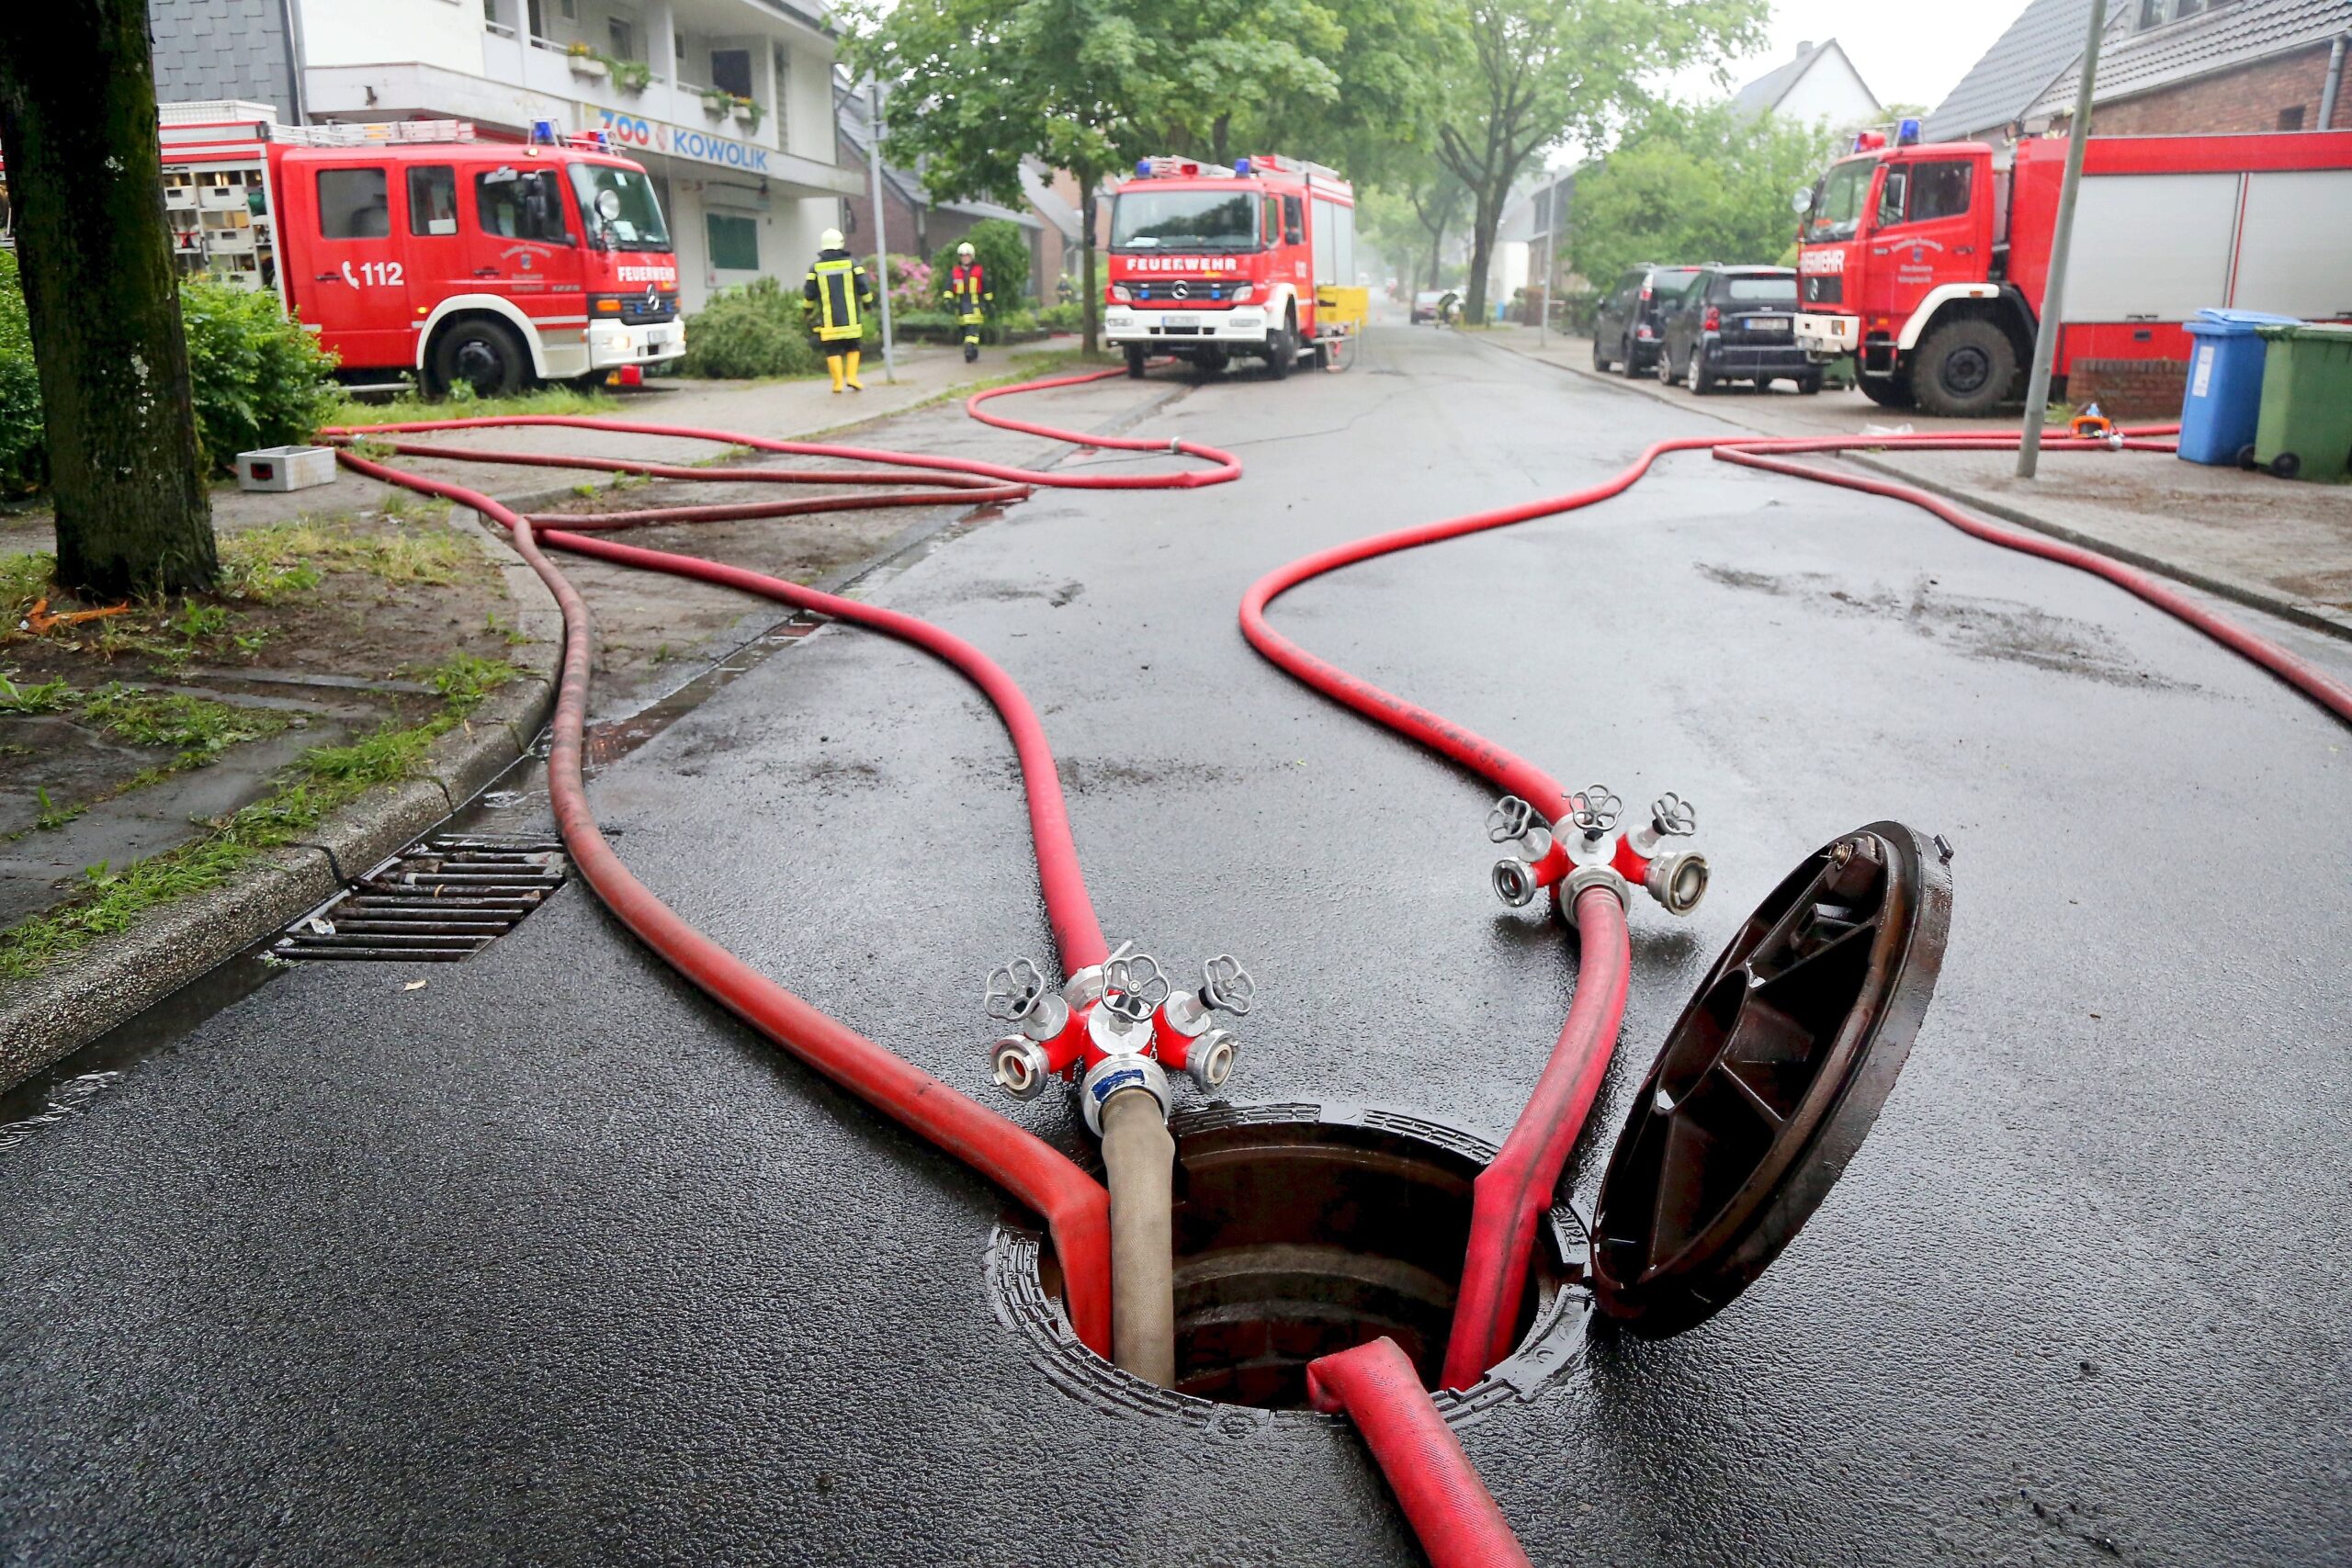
820;228;844;250
957;242;976;259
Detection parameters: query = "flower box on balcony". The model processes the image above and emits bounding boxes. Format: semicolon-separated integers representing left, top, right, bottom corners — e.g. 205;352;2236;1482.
568;56;608;81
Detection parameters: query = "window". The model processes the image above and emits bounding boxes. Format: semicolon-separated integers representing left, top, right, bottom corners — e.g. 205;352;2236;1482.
1908;161;1973;222
1719;274;1798;304
2278;105;2306;130
408;165;458;235
1805;158;1871;242
1875;167;1908;229
1281;195;1304;244
558;0;575;18
710;48;752;98
608;17;635;58
475;167;571;242
707;212;759;270
1109;189;1257;250
568;163;670;249
317;167;390;239
2137;0;2164;25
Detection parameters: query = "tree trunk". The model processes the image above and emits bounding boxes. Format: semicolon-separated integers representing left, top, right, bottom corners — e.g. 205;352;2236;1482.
1079;172;1100;358
1212;114;1230;167
0;0;215;598
1463;186;1500;323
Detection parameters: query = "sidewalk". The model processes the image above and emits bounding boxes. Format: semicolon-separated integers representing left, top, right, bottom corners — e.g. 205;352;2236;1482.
1476;322;2352;640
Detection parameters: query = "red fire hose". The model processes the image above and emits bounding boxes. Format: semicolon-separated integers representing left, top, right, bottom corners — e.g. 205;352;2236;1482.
1306;1337;1534;1568
1243;412;2352;1558
328;371;1238;1359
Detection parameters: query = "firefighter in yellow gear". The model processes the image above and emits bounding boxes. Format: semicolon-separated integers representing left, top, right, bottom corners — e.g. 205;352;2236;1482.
802;229;876;392
944;240;990;363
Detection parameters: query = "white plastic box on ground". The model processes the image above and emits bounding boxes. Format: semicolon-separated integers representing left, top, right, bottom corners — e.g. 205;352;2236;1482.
234;446;338;492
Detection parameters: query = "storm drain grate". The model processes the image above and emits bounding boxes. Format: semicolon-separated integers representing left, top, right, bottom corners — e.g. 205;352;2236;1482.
273;834;568;962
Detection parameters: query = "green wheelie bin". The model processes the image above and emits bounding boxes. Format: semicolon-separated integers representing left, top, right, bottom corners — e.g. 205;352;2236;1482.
2252;321;2352;482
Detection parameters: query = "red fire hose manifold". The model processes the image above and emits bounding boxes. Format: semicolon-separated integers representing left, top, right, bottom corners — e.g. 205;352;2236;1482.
337;363;2352;1567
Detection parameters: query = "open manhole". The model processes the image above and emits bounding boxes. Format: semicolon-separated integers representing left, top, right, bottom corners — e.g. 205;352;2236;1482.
993;820;1951;1417
1000;1104;1585;1416
273;834;568;962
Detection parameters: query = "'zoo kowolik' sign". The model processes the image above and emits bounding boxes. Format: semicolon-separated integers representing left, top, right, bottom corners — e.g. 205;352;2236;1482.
594;109;771;174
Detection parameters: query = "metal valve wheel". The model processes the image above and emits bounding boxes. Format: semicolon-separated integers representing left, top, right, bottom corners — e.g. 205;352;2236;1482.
1587;820;1952;1337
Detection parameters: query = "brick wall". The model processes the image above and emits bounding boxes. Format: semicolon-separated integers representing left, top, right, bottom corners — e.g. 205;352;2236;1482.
150;0;296;119
2067;356;2189;419
2054;43;2337;135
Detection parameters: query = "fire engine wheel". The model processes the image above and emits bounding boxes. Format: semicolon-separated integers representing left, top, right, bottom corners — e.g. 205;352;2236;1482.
428;318;529;400
1125;345;1148;379
1857;371;1916;410
1265;319;1295;380
1912;317;2018;418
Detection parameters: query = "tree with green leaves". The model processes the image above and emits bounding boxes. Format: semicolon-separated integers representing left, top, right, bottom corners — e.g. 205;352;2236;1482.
1435;0;1764;321
1360;153;1472;298
0;0;216;597
845;0;1149;356
1566;102;1845;287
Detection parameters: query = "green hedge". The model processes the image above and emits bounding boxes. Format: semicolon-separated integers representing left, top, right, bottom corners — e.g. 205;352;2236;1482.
677;274;892;378
180;277;341;468
932;219;1030;319
0;254;336;495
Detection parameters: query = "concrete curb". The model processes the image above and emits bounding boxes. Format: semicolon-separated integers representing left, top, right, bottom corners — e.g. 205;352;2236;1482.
1476;331;2352;645
0;521;562;1090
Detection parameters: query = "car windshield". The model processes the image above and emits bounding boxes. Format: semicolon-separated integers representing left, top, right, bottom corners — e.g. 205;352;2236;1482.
1111;189;1258;251
567;163;671;252
1722;275;1798;304
1805;160;1872;243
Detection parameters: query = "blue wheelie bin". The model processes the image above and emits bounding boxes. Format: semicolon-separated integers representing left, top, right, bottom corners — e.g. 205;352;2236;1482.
2177;308;2298;466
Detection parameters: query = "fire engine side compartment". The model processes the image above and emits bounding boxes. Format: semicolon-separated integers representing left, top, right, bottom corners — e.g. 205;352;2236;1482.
2004;131;2352;373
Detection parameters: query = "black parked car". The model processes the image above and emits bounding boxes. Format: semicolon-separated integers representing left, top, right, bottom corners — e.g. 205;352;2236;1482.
1591;264;1701;376
1652;265;1820;395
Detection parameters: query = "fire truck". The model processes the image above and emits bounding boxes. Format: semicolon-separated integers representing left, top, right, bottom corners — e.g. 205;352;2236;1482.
126;102;684;397
1792;125;2352;415
1103;154;1357;379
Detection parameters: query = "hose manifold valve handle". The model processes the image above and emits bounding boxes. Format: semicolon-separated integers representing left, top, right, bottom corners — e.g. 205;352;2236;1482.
1487;794;1559;908
1154;954;1254;1091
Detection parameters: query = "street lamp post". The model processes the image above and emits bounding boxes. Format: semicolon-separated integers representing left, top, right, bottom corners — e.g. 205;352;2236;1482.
865;76;898;384
2017;0;2107;479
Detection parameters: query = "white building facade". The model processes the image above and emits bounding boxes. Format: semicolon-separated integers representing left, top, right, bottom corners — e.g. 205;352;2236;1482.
152;0;859;310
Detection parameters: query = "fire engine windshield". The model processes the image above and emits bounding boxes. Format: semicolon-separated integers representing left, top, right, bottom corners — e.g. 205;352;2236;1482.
1804;159;1872;243
567;163;672;251
1111;190;1259;251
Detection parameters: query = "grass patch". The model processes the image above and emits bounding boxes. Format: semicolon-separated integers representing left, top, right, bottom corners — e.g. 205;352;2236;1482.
0;670;76;714
325;384;618;430
0;653;522;978
2;549;51;620
223;517;477;591
81;682;288;762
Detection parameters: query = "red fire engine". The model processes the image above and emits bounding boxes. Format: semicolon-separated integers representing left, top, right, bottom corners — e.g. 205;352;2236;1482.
1103;153;1357;379
1792;126;2352;415
140;101;684;397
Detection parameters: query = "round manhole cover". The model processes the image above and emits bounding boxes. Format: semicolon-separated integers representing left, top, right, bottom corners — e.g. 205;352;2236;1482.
1589;820;1952;1337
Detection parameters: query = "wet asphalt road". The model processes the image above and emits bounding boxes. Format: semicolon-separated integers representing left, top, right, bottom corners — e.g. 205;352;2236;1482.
6;325;2351;1566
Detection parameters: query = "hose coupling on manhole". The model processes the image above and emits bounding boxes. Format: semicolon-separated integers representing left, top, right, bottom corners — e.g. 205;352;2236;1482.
982;945;1257;1121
